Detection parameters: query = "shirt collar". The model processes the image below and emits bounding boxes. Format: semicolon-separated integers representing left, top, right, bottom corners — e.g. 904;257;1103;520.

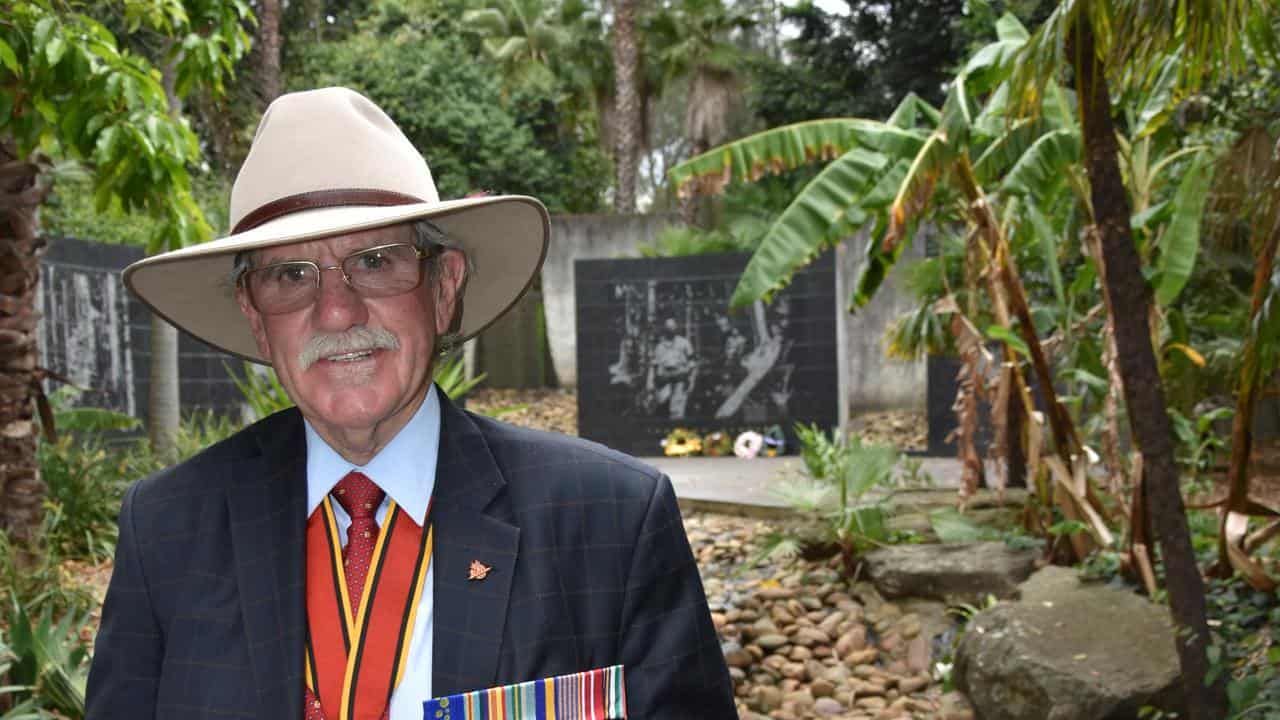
304;384;440;525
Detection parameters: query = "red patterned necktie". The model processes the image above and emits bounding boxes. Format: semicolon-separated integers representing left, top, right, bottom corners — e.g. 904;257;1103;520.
305;471;387;720
332;471;386;612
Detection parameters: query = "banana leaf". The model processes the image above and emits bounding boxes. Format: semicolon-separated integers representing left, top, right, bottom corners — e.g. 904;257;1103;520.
729;147;890;307
669;118;924;200
1000;127;1081;197
1154;150;1214;306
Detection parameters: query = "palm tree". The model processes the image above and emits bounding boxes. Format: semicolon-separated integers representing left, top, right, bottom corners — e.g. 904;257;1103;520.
462;0;571;92
644;0;753;225
0;0;248;543
258;0;283;106
612;0;642;213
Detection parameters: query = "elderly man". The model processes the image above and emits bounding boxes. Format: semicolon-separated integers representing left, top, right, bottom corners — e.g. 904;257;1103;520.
85;88;735;720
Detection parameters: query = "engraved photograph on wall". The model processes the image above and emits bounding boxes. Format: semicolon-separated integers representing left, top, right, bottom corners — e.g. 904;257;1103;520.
576;252;838;456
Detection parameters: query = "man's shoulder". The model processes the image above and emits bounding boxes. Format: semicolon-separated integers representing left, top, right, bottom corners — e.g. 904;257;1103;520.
130;408;298;502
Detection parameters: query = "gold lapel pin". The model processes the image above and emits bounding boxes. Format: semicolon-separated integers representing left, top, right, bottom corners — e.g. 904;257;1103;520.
467;560;493;581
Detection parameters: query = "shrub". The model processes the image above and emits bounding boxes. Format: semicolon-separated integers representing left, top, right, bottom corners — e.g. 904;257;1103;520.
756;424;905;575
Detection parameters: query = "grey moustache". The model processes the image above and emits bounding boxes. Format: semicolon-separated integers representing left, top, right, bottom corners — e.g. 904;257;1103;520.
298;326;400;370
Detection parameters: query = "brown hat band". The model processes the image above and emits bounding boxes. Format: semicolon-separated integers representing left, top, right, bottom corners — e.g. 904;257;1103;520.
232;188;426;234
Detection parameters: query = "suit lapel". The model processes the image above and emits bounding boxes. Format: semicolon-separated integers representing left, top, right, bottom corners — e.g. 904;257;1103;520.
227;409;308;720
431;392;520;697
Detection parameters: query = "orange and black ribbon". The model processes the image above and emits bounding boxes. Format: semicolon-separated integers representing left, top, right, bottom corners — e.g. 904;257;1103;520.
305;498;433;720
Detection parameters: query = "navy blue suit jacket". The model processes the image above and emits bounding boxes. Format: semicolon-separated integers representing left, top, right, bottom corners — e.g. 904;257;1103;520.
85;392;735;718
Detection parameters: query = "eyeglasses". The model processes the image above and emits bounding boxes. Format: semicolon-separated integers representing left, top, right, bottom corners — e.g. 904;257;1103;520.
240;243;434;315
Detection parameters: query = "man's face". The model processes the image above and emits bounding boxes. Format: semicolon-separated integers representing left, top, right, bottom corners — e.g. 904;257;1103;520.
235;223;465;442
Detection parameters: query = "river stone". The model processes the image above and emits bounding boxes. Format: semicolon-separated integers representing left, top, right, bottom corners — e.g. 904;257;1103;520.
722;641;754;668
757;633;789;650
954;567;1182;720
814;696;844;715
862;542;1038;603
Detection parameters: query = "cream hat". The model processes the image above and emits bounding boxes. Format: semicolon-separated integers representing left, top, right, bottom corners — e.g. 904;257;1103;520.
123;86;550;363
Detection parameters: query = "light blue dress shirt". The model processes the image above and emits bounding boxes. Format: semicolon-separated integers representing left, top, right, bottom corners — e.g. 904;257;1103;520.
305;384;440;720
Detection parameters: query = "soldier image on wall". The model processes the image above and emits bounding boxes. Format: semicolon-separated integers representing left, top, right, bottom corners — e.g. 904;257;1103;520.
577;252;837;456
603;278;795;421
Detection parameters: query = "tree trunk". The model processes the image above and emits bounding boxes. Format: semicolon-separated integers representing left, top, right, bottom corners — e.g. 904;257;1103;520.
149;57;182;459
677;138;706;227
258;0;284;108
149;316;180;460
305;0;324;42
0;140;49;546
612;0;640;214
1071;13;1226;718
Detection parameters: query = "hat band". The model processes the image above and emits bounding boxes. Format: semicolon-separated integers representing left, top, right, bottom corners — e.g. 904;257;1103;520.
232;188;427;234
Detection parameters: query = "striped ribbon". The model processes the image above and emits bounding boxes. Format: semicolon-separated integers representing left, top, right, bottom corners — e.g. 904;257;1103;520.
422;665;626;720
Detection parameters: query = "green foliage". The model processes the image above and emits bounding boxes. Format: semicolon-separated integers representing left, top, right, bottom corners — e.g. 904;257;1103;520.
0;630;43;719
760;424;904;573
42;173;231;246
1200;577;1280;718
1168;405;1235;485
294;31;605;213
637;225;756;257
2;597;90;719
929;507;1003;544
432;355;486;400
746;0;975;127
1;0;251;255
0;519;94;621
37;438;129;564
231;362;294;422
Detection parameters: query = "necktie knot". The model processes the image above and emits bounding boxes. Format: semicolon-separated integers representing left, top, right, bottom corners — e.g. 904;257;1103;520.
332;471;384;521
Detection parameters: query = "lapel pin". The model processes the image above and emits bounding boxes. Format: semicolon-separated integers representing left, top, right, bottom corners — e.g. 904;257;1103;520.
468;560;493;581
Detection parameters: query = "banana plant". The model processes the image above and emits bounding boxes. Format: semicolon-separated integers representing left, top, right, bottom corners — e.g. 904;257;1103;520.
670;13;1112;560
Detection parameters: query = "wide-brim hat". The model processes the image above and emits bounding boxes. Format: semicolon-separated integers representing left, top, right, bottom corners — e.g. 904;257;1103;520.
123;87;550;363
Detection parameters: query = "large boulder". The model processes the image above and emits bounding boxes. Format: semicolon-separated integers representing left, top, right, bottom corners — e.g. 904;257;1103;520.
954;567;1182;720
862;542;1038;604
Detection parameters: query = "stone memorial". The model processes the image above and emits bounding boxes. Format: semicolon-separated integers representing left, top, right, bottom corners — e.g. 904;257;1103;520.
575;252;838;456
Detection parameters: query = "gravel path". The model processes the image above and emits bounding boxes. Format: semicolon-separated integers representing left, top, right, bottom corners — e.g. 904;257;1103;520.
685;511;963;719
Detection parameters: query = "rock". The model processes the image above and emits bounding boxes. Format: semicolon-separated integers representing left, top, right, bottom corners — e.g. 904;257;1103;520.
749;617;779;639
752;685;782;712
862;542;1038;603
905;634;931;674
757;633;789;650
897;674;930;694
856;696;888;711
844;648;879;667
836;624;868;655
821;664;851;685
792;626;831;647
783;688;815;710
938;691;976;720
722;642;754;668
781;661;807;680
818;610;846;636
810;678;836;697
954;567;1183;720
758;586;795;600
814;696;845;715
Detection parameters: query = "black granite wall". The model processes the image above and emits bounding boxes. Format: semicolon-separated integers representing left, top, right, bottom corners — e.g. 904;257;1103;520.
39;236;246;425
575;252;839;456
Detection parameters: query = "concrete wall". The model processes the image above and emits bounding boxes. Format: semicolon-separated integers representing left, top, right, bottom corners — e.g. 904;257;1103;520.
836;229;928;414
542;214;678;386
543;215;928;419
